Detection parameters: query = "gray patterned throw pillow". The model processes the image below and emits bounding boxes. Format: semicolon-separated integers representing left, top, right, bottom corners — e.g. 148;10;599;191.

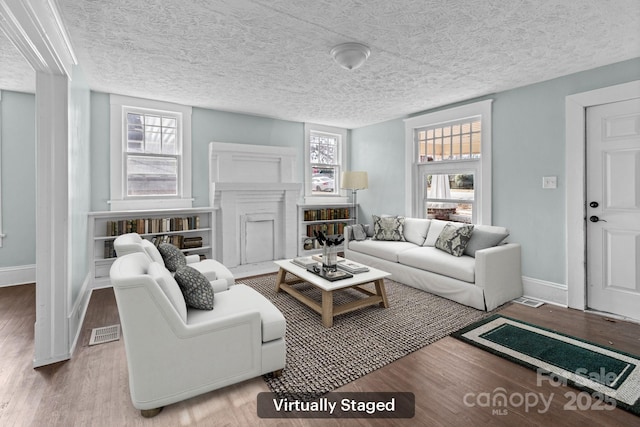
372;215;406;241
435;223;474;257
158;243;187;272
174;266;214;310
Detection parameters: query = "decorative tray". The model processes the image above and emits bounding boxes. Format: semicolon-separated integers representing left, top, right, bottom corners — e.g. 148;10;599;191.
306;265;353;281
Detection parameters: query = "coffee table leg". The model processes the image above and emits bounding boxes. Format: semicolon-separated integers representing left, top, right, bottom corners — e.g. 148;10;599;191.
275;268;286;292
321;290;334;328
374;279;389;308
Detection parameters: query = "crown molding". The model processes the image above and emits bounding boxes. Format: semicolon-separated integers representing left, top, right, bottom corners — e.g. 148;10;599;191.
0;0;76;75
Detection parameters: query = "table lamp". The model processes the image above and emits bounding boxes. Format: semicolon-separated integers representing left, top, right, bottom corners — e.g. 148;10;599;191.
341;171;368;224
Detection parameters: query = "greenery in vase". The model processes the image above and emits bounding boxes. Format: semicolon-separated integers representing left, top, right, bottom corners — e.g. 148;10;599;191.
314;230;344;247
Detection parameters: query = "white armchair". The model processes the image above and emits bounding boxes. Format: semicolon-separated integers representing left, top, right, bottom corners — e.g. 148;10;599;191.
109;252;286;417
113;232;234;293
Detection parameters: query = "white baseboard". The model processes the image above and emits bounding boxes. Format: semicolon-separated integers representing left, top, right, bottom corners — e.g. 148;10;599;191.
522;276;568;306
68;272;93;356
33;352;72;369
0;264;36;287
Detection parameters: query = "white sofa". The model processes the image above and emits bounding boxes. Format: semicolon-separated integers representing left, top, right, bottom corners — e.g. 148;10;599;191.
110;252;286;416
344;218;523;311
113;232;234;293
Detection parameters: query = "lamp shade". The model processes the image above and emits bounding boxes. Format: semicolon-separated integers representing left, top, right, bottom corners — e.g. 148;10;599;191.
341;171;368;190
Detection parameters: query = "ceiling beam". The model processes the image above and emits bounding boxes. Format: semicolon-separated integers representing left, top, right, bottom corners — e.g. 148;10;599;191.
0;0;76;75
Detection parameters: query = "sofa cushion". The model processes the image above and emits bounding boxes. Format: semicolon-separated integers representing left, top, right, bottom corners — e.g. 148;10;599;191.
187;284;286;343
372;215;406;241
348;239;417;263
423;219;450;246
174;266;215;310
141;239;165;264
186;259;219;282
398;246;476;283
435;223;474;257
402;218;431;246
352;224;368;241
464;226;510;257
158;243;188;272
147;262;188;323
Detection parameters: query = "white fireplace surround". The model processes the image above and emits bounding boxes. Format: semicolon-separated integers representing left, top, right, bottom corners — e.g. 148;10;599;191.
209;142;301;268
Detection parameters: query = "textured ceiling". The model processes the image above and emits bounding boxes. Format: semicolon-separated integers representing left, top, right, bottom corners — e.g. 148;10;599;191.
0;31;35;94
2;0;640;128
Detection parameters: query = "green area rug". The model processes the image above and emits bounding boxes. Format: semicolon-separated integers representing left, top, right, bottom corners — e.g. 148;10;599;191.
452;314;640;416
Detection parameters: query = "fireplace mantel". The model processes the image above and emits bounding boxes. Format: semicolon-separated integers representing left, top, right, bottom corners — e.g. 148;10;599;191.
209;142;301;268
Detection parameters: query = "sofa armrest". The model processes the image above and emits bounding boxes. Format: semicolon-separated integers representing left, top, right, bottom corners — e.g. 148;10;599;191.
182;310;262;338
475;243;523;311
209;278;230;293
344;225;354;243
185;254;201;264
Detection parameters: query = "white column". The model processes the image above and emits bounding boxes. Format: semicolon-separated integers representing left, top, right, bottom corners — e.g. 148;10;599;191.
0;0;78;367
33;72;71;367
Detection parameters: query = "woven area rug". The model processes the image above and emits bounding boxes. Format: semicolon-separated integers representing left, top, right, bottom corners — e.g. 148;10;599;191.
241;273;494;399
452;314;640;416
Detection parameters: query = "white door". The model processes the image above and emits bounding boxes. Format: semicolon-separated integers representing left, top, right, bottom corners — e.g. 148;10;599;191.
586;98;640;321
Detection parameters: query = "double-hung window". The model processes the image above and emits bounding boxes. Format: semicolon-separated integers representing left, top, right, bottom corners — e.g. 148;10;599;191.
125;110;179;197
110;95;192;210
304;123;348;203
404;100;492;224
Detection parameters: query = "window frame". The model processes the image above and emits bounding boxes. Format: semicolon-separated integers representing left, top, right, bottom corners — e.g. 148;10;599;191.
110;95;192;210
404;99;493;224
304;123;348;204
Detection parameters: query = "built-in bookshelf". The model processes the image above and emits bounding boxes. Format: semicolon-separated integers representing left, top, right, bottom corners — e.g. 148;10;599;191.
298;203;354;255
89;208;216;285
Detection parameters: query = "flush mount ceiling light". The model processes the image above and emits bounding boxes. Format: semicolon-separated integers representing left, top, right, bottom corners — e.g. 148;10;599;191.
330;42;370;70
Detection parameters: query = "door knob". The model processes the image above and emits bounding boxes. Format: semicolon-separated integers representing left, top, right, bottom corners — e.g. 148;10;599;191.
590;216;607;223
590;201;599;208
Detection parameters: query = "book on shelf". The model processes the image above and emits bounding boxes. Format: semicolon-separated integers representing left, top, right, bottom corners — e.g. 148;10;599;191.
105;215;201;236
292;257;319;269
103;240;116;259
151;234;191;249
338;261;370;274
303;207;351;221
305;222;348;239
182;236;203;249
105;233;202;257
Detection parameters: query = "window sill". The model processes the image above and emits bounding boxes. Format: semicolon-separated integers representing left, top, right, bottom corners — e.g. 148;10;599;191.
304;196;349;205
109;198;193;211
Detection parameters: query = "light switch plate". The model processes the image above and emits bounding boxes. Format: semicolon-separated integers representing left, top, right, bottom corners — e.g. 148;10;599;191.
542;176;557;189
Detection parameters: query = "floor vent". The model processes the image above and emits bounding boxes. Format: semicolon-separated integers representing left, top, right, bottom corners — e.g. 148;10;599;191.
512;296;544;308
89;324;121;346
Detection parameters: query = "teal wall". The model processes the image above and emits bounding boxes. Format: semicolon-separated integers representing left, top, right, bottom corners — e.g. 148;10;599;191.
90;92;110;211
0;91;36;268
350;119;405;221
3;57;639;288
351;57;640;285
191;108;304;207
89;98;305;211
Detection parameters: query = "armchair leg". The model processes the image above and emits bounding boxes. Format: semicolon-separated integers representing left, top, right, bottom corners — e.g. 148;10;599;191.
141;407;163;418
272;369;284;378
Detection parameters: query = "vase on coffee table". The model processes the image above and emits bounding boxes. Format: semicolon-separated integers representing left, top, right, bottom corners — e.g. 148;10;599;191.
322;244;338;272
315;230;343;273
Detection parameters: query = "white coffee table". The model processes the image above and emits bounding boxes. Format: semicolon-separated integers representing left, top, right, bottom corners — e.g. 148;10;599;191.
274;259;391;328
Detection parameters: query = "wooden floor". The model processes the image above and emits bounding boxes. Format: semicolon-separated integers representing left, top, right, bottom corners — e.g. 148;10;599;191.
1;283;639;426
